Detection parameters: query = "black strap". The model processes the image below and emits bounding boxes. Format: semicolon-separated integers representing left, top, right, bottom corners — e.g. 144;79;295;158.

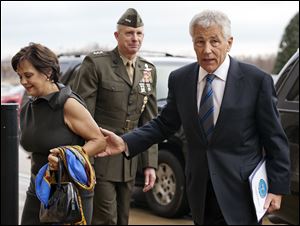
56;157;63;188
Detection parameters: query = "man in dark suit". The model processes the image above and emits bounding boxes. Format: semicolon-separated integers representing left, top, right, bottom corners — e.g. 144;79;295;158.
72;8;158;225
98;10;290;225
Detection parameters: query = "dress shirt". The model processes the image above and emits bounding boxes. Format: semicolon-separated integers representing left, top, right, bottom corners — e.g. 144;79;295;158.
197;54;230;125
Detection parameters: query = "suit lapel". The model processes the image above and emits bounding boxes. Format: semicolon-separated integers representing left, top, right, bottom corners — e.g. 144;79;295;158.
185;63;208;143
187;63;200;117
211;57;244;142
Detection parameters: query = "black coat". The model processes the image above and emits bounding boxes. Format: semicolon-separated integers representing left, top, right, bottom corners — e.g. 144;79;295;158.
123;57;290;224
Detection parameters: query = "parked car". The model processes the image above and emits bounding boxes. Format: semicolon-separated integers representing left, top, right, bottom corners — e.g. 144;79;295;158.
1;83;25;128
56;52;195;217
1;82;14;96
267;49;299;225
1;83;25;107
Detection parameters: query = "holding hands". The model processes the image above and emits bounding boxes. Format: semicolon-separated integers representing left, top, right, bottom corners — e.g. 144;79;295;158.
95;128;127;157
96;128;157;192
49;128;127;169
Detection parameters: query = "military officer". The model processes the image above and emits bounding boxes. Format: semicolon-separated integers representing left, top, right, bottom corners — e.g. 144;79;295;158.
71;8;158;225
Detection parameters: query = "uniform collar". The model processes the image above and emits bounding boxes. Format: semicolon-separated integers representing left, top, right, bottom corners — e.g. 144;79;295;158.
119;53;137;68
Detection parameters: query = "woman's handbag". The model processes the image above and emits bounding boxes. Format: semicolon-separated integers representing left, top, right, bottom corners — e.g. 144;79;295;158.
39;157;82;224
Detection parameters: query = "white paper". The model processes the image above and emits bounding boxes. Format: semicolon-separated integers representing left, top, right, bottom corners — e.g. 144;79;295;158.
248;159;268;222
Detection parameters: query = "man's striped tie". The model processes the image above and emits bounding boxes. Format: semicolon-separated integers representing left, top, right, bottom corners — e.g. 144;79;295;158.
199;74;216;141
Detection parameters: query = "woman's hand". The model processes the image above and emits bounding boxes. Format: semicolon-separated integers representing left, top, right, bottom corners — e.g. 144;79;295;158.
48;148;60;170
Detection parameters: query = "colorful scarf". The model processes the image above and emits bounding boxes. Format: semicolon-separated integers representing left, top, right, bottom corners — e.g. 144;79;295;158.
35;145;95;225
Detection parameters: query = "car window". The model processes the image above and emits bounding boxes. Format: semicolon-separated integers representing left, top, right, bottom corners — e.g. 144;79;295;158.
151;60;194;100
287;76;299;101
59;58;83;86
276;50;299;92
1;83;13;96
277;56;299;111
60;61;72;76
156;63;182;100
59;56;85;78
64;65;81;88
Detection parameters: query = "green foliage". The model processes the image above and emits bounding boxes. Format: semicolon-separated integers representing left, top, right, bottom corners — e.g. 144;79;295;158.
273;12;299;74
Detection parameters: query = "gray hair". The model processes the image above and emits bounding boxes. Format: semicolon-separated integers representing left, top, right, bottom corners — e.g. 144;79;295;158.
116;24;123;32
189;10;231;39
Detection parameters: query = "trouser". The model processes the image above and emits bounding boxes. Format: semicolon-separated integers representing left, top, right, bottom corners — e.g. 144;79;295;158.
21;176;94;225
92;178;134;225
202;179;227;225
194;179;261;225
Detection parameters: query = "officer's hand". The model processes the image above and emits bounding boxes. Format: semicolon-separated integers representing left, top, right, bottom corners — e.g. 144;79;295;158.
264;193;282;213
95;128;126;157
143;167;156;192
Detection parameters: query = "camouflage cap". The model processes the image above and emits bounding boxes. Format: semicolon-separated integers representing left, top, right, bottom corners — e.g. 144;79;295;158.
117;8;144;28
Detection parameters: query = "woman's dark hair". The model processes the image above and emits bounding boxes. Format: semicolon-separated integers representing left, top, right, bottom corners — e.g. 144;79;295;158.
11;42;60;82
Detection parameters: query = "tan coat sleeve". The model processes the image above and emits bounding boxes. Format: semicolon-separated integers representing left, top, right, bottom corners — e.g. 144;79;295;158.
71;55;99;117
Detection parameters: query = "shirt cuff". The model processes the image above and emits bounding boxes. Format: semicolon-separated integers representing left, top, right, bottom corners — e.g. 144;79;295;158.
124;142;130;157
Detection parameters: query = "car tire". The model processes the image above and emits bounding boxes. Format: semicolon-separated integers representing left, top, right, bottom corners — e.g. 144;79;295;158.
145;149;189;217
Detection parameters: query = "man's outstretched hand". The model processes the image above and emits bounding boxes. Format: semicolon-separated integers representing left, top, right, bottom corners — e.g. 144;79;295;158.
95;128;126;157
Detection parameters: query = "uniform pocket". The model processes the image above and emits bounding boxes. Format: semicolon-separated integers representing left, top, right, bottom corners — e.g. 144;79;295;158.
101;80;125;92
99;81;126;112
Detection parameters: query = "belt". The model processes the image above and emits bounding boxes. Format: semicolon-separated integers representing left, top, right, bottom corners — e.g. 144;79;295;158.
124;119;138;132
97;115;138;133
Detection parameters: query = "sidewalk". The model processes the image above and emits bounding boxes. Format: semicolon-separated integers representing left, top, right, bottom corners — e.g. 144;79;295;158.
18;146;31;224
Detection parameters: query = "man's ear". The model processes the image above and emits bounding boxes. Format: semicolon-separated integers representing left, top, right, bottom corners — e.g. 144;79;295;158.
114;31;119;41
227;37;233;52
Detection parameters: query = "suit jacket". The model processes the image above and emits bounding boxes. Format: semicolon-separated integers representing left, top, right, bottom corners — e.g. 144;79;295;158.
123;57;290;224
72;47;158;182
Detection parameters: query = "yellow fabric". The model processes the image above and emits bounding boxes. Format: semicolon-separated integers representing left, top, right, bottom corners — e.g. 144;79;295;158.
57;145;96;191
55;145;96;225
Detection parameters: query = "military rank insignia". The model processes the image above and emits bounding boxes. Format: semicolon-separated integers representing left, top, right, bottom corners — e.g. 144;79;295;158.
93;50;103;55
138;63;153;94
